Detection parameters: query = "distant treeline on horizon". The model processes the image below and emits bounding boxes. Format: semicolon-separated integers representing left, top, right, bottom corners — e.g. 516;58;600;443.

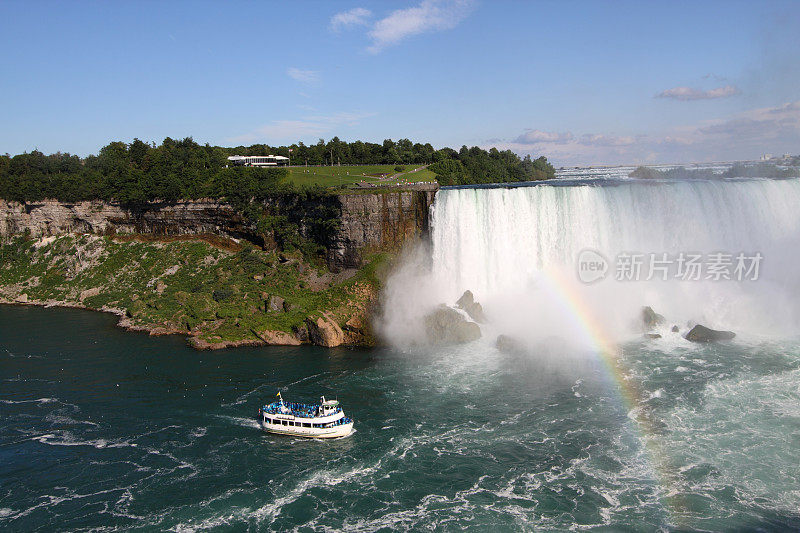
0;137;555;205
629;161;800;180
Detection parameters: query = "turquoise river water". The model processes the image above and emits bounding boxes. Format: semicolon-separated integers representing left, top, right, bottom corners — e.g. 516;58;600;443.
2;304;800;531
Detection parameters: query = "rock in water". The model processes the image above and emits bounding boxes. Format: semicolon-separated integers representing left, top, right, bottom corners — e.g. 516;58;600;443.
641;306;665;330
496;334;526;354
455;290;488;323
685;324;736;343
644;333;662;339
424;305;481;345
671;325;679;333
455;290;475;307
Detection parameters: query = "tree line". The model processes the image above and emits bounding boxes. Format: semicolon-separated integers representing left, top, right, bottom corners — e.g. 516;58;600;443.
629;163;799;180
0;136;555;204
427;146;554;185
0;137;293;206
233;137;555;184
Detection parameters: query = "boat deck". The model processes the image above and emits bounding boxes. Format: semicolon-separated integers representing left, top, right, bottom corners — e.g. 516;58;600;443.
262;401;341;419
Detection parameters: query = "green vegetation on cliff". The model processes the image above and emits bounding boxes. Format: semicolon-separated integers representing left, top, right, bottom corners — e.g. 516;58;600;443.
0;234;384;348
285;164;436;188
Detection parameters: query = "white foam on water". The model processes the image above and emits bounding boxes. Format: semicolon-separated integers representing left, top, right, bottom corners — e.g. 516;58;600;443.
0;397;59;405
213;415;261;430
663;367;800;514
32;432;134;449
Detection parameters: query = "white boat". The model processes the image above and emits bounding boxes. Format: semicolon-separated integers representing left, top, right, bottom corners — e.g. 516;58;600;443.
259;393;354;439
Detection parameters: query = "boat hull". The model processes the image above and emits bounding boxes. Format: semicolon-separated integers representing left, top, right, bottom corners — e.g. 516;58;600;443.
260;420;353;439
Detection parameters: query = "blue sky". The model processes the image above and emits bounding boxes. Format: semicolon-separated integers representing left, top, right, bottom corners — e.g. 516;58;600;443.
1;0;798;165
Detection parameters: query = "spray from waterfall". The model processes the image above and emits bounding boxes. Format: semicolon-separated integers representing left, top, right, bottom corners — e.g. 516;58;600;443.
380;178;800;349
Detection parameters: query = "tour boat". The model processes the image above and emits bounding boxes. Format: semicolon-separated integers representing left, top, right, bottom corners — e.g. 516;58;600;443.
259;393;354;439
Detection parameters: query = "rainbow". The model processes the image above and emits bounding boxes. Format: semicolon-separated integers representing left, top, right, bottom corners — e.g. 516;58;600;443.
538;267;683;525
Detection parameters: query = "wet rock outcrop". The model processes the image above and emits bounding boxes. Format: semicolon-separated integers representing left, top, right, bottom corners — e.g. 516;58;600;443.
685;324;736;343
423;305;481;345
641;306;665;330
456;290;487;323
496;334;527;354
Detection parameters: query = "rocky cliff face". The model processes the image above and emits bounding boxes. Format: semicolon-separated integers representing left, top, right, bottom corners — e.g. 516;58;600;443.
327;188;436;271
0;186;437;270
0;199;251;240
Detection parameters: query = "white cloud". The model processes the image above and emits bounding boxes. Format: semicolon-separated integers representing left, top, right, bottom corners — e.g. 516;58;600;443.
330;7;372;32
287;68;319;83
491;101;800;166
656;85;741;101
696;101;800;140
227;112;376;145
513;129;573;144
367;0;475;54
578;134;636;147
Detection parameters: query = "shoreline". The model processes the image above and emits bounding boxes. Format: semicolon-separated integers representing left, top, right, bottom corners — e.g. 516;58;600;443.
0;298;376;351
0;233;383;352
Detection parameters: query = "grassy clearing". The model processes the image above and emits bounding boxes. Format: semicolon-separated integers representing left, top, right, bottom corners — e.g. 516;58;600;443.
284;164;435;188
0;235;384;347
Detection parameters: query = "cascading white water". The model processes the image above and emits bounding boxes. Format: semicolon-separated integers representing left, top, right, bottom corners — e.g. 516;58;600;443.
380;178;800;348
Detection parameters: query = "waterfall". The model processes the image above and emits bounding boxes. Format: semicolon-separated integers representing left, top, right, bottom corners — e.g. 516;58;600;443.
380;178;800;347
